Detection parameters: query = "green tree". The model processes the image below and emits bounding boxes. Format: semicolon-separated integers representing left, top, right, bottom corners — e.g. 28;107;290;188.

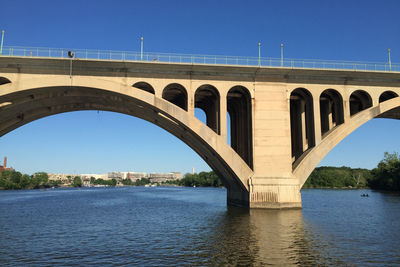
32;172;49;188
72;176;83;187
303;166;370;188
20;174;31;189
369;152;400;191
135;178;150;186
173;171;223;187
0;171;23;189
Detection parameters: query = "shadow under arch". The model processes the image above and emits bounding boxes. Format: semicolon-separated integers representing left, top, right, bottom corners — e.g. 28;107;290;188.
294;97;400;187
132;81;155;94
319;89;344;137
162;83;188;111
227;85;253;169
0;77;11;85
195;84;220;134
349;90;372;116
0;82;253;201
290;88;315;165
379;90;398;103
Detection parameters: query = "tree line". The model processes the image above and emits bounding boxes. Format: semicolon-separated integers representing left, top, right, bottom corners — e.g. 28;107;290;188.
303;152;400;190
303;166;372;188
166;171;223;187
1;152;399;191
369;152;400;191
0;171;57;190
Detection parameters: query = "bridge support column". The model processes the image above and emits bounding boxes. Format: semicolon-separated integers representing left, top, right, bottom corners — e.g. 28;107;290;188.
247;177;302;209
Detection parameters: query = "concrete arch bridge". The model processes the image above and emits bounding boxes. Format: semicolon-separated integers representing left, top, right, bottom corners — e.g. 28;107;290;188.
0;56;399;208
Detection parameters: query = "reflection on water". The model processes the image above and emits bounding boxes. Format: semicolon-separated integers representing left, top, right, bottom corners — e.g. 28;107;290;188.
0;187;399;266
207;207;321;266
249;209;313;265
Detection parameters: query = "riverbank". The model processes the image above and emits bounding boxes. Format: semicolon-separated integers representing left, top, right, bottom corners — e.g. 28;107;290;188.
2;152;400;191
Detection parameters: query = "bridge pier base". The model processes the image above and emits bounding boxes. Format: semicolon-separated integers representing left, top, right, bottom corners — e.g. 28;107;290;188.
226;178;302;209
227;187;250;208
247;177;302;209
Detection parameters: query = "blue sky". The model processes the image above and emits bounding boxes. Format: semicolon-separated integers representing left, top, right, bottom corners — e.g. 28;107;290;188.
0;0;399;175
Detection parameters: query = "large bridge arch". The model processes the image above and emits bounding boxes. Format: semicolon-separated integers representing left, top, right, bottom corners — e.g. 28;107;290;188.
0;76;253;206
294;96;400;187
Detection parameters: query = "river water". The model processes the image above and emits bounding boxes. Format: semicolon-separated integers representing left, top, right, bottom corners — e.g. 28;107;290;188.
0;187;399;266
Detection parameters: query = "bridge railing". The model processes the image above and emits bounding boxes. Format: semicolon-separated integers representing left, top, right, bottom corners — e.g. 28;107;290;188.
1;46;398;72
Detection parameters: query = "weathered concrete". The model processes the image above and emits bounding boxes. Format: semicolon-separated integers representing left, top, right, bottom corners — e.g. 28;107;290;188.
1;56;400;208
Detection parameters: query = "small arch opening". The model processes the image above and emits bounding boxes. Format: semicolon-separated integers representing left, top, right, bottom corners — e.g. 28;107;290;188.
227;86;252;168
379;91;398;103
132;82;155;94
162;83;188;111
0;77;11;85
290;88;315;163
195;84;220;134
349;90;372;116
320;89;344;137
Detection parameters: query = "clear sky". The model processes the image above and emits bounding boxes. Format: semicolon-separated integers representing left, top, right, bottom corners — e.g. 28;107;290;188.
0;0;399;175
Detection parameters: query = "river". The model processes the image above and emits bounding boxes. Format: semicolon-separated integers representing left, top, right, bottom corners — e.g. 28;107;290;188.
0;187;399;266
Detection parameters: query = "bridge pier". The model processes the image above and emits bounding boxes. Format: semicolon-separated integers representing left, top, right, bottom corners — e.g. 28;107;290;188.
247;177;302;209
226;187;250;208
227;178;302;209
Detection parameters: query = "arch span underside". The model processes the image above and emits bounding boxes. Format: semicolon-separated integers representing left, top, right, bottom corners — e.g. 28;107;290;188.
294;96;400;187
0;82;253;202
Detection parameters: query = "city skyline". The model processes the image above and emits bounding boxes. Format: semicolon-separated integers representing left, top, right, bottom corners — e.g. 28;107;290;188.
1;0;399;175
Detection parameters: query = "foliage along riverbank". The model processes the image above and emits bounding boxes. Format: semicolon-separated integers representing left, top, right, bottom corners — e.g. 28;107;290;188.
165;171;223;187
303;166;372;189
1;152;399;191
0;172;57;190
304;152;400;190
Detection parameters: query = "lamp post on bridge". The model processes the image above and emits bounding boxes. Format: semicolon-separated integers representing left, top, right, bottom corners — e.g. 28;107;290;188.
140;36;144;61
258;41;261;66
68;51;75;79
388;48;392;72
280;43;284;67
0;30;5;55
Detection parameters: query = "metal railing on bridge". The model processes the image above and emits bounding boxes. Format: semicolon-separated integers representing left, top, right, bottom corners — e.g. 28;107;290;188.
0;46;398;72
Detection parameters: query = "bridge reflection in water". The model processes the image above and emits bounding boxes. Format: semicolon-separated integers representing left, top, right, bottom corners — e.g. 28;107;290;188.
205;207;318;265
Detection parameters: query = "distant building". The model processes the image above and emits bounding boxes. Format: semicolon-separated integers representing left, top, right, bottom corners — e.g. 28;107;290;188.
49;173;108;185
148;172;182;183
80;174;108;181
120;172;147;181
108;172;122;180
0;156;14;174
107;172;147;181
43;170;181;185
48;173;75;185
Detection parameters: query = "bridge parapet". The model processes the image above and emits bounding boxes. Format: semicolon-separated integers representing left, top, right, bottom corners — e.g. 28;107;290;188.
1;45;399;72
